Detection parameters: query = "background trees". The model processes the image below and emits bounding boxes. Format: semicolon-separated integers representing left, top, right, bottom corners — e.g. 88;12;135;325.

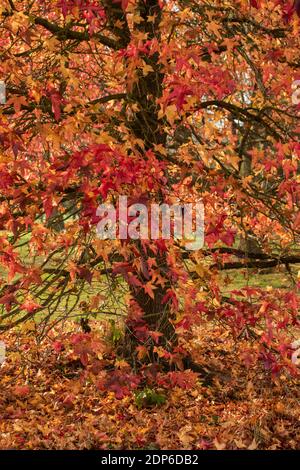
0;1;299;376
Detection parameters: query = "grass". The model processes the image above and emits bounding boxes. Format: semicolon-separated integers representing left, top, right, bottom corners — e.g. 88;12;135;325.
221;264;299;293
0;229;298;331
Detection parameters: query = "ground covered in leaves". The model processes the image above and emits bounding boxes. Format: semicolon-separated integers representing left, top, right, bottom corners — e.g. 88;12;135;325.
1;321;299;450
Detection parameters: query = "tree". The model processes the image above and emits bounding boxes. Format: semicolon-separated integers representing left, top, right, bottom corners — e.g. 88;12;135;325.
0;0;299;376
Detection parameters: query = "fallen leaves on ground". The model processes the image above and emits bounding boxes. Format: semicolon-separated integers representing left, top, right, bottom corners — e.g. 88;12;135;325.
0;321;299;450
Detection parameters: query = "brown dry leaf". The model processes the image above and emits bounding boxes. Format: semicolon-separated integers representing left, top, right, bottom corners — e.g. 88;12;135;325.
213;438;226;450
248;438;258;450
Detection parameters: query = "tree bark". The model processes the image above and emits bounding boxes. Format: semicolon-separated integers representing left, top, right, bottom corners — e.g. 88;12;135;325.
110;1;177;361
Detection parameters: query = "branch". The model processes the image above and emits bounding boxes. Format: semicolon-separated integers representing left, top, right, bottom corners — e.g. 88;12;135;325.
203;247;271;260
213;255;300;270
195;100;282;140
2;92;126;118
33;17;118;49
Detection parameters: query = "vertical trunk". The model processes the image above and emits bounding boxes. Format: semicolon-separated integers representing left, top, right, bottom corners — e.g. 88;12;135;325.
108;1;177;359
238;125;263;255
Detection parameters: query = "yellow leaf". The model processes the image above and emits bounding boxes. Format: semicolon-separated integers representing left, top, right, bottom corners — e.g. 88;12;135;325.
165;104;178;125
132;14;143;24
214;438;226;450
142;63;154;76
248;438;258;450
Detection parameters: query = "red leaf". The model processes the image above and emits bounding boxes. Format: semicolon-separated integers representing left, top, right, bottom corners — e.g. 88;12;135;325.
53;340;64;353
294;0;300;16
14;385;30;398
249;0;260;7
220;229;235;246
50;91;62;121
20;299;40;313
0;293;16;312
149;331;163;344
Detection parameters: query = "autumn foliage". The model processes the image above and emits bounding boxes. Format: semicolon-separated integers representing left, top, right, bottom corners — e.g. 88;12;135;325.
0;0;299;450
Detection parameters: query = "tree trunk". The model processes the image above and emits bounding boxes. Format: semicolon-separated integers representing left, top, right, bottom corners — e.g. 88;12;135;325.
114;1;177;361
